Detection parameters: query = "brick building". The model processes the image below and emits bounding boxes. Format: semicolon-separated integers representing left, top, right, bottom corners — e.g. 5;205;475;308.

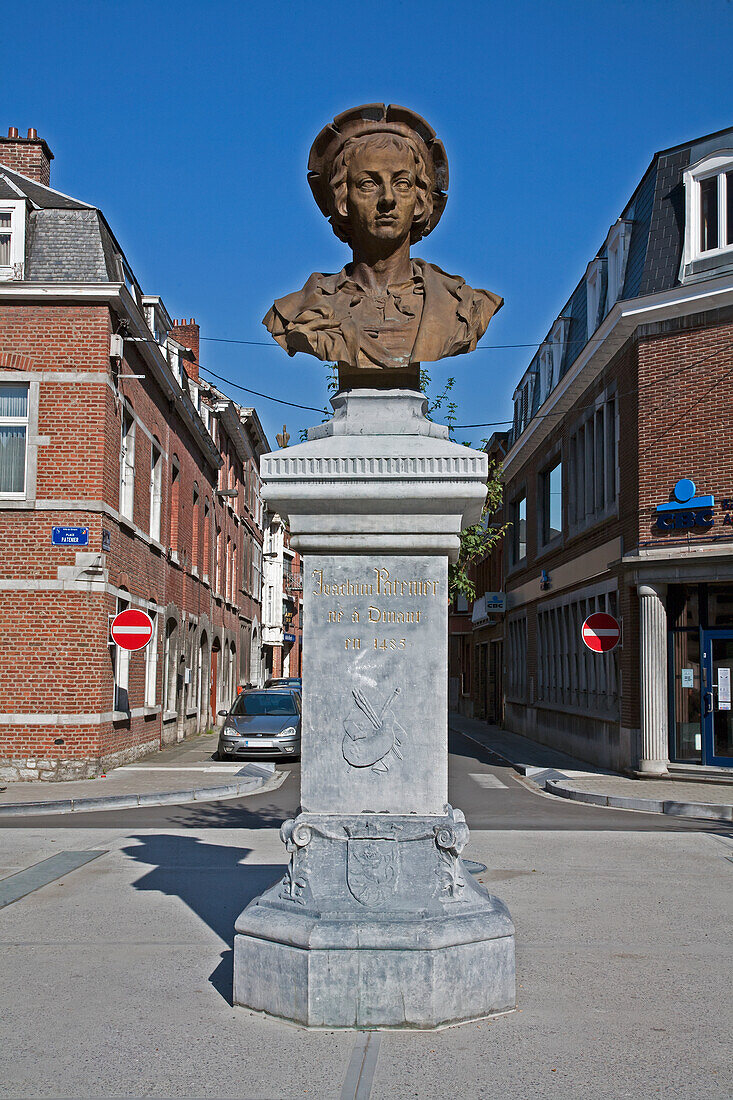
494;124;733;776
0;127;269;781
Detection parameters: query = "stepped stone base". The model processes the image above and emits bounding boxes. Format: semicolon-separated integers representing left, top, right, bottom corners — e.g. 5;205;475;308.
233;807;516;1029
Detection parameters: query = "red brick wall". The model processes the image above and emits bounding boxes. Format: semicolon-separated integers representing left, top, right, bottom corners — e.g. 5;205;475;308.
0;299;265;776
0;133;53;185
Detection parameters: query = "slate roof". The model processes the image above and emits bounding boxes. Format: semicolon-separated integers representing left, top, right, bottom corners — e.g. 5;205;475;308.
514;122;733;439
0;164;129;284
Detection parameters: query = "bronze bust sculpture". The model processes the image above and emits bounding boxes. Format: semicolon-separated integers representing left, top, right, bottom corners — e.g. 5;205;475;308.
264;103;502;391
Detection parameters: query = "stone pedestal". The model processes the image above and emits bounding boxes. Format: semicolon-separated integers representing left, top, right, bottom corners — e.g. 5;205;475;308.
234;390;515;1029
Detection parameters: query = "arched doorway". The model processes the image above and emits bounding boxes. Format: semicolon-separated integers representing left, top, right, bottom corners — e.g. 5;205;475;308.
198;631;209;729
210;636;221;722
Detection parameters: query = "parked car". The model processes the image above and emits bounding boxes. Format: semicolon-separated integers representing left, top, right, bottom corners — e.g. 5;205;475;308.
265;677;302;691
217;688;301;760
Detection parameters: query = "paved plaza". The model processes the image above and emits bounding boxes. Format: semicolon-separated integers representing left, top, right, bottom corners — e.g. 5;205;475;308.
1;735;730;1099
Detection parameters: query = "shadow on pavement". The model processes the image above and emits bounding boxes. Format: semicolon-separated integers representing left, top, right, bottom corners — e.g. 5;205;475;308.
122;833;284;1004
447;730;512;769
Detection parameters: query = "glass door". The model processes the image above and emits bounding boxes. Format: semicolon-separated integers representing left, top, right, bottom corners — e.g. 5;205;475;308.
701;631;733;766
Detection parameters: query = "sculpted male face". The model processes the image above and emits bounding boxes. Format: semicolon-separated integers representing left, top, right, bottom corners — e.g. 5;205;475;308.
344;141;418;253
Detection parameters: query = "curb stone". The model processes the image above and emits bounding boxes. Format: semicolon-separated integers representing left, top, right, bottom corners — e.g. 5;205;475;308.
450;721;733;823
0;764;276;818
546;778;733;824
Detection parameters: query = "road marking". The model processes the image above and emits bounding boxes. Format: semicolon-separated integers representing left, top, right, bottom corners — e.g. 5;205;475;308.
469;772;508;789
340;1032;381;1100
0;851;106;909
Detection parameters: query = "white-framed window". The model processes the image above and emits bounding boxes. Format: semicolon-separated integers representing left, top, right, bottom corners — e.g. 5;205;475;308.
0;200;25;280
145;603;158;706
120;409;136;520
683;151;733;272
0;382;29;496
252;541;263;603
606;220;633;307
149;438;162;542
114;592;130;712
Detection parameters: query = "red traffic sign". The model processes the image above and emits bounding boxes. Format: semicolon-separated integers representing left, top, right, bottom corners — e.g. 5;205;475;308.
582;612;621;653
110;608;153;651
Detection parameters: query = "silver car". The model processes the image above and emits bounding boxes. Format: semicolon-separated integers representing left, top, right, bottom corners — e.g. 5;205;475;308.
217;689;301;760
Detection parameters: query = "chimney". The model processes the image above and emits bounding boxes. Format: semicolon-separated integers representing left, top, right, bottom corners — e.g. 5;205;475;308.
170;318;200;382
0;126;54;186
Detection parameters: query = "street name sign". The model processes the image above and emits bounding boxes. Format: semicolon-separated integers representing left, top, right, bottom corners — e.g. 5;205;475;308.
582;612;621;653
52;526;89;546
110;608;153;651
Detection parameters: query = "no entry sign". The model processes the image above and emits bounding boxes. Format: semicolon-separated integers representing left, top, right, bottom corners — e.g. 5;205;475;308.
111;608;153;651
582;612;621;653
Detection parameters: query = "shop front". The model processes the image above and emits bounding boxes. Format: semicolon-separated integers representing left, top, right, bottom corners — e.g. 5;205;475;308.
668;583;733;768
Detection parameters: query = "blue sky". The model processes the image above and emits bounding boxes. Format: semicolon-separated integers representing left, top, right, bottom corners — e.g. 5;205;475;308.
4;0;733;448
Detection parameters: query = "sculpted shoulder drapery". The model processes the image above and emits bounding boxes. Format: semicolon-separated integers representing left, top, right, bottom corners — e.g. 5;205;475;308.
263;104;503;390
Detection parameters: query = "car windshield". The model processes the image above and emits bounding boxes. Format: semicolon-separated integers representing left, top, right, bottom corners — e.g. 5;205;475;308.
231;692;298;717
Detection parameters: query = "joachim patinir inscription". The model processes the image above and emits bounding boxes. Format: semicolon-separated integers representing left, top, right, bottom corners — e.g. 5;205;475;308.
312;565;441;651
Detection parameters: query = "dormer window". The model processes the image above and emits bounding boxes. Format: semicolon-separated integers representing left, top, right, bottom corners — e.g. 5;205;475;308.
585;257;606;338
0;200;25;280
605;220;632;307
537;345;552;404
683;152;733;278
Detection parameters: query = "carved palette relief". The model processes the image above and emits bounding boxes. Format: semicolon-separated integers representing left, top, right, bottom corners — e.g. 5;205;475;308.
342;686;405;773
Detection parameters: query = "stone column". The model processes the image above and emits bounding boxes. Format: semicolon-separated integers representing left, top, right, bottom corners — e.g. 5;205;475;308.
638;583;669;776
232;390;515;1029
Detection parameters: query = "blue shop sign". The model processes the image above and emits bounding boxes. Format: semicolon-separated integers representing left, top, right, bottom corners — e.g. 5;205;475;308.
52;526;89;546
283;632;296;643
656;479;714;531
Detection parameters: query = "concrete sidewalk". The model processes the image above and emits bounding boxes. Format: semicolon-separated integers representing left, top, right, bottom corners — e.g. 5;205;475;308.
0;732;280;817
450;712;733;824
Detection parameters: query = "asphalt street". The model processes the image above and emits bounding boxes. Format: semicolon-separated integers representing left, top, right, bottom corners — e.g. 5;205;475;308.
1;728;725;832
0;730;731;1099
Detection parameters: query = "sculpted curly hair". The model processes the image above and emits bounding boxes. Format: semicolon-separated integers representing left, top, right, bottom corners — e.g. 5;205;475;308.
327;134;435;246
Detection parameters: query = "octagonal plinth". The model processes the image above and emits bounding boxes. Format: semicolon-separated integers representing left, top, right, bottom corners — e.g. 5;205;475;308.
233;809;515;1029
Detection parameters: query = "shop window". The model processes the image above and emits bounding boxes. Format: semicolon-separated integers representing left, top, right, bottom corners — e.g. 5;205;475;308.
539;457;562;547
506;616;527;701
119;409;136;520
0;382;29;495
536;586;618;716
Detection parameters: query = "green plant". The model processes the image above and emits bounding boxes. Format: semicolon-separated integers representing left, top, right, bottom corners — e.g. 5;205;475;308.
420;369;508;600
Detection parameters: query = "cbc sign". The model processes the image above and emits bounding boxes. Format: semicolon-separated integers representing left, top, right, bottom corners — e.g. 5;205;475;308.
655;478;726;532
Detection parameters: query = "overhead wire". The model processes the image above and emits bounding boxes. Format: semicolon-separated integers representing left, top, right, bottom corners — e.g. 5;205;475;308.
125;329;733;431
